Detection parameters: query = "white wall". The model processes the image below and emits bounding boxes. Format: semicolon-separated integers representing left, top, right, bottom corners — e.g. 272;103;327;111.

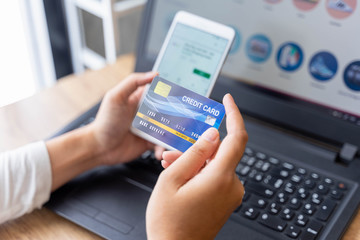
0;2;37;107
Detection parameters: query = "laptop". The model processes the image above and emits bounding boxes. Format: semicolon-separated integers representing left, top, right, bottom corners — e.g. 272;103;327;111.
46;0;360;239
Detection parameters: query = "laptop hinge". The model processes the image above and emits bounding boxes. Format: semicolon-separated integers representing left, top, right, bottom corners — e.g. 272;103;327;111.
338;143;359;165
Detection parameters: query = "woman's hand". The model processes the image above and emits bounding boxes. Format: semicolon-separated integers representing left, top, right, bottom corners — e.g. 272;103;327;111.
91;72;163;165
146;94;248;240
47;72;164;191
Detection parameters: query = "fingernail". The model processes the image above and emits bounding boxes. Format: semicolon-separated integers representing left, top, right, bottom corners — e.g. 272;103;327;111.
223;93;231;102
161;160;167;169
145;71;157;78
201;128;219;142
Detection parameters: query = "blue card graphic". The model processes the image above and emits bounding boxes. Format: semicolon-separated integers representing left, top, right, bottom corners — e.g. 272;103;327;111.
132;76;225;152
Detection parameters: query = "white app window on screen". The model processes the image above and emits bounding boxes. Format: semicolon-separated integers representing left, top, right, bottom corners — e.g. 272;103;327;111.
157;23;228;96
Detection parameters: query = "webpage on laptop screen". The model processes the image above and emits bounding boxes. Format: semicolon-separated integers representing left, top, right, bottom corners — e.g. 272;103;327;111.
146;0;360;125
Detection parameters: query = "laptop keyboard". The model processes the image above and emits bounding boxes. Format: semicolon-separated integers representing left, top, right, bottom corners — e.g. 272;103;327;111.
74;115;348;240
234;147;347;240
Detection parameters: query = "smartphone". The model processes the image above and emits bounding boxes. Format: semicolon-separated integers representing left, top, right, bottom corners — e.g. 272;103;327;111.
153;11;235;97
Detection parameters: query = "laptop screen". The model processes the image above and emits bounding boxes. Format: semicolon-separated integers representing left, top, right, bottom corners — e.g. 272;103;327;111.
136;0;360;147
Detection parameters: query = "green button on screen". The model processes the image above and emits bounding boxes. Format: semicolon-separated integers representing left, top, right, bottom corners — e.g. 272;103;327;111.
193;69;211;79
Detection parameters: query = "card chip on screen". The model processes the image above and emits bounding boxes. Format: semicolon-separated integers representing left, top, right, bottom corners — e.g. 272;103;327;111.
154;81;172;98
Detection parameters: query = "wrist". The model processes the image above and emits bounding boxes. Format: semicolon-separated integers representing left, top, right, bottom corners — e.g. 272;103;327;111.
79;124;104;163
46;125;103;191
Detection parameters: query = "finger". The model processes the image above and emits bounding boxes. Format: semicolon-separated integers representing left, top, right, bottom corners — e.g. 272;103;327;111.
161;150;182;169
161;160;171;169
110;72;158;104
128;85;146;106
165;127;220;187
224;93;246;134
213;94;248;172
162;150;182;164
154;145;166;160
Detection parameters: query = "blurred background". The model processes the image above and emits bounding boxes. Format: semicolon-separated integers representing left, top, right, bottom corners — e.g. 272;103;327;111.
0;0;145;107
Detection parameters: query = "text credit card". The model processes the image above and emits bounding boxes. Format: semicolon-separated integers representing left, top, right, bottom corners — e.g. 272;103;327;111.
132;76;225;152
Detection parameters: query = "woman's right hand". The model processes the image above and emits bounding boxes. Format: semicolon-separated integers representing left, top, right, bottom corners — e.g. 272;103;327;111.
146;93;248;240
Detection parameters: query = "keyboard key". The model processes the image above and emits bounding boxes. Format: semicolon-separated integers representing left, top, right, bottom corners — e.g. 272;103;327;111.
270;167;289;179
304;179;316;189
248;169;257;178
254;173;263;182
235;164;244;175
285;225;301;238
246;181;275;198
302;203;316;216
296;214;309;227
282;162;294;171
280;170;289;178
289;197;302;210
276;192;288;204
284;182;296;194
239;166;251;176
249;195;268;209
272;179;283;189
258;213;287;232
268;202;281;215
244;147;254;156
299;220;323;240
297;187;309;199
316;184;329;195
311;173;320;181
241;206;259;220
264;176;283;189
261;162;271;172
315;199;337;221
269;157;280;165
255;160;264;169
280;208;294;221
298;168;307;175
311;193;323;205
241;155;250;164
337;182;347;191
256;152;266;160
330;189;343;200
247;157;256;166
291;174;303;184
323;177;334;185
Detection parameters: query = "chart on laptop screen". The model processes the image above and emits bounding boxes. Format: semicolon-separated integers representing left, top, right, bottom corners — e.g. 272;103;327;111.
145;0;360;123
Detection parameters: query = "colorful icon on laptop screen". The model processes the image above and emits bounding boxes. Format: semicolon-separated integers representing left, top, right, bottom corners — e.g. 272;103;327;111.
326;0;357;19
293;0;320;11
246;34;272;63
309;51;338;81
343;61;360;91
276;42;304;72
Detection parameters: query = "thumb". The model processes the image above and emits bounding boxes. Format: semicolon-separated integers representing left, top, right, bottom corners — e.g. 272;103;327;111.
165;127;220;187
110;72;157;104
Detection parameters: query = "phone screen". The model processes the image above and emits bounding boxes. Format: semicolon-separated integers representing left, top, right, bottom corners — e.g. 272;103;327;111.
156;23;229;96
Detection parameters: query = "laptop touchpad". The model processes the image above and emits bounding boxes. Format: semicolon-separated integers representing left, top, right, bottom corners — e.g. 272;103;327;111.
50;168;153;239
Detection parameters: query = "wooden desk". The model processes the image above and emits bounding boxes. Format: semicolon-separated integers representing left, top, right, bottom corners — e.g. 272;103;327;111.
0;54;359;239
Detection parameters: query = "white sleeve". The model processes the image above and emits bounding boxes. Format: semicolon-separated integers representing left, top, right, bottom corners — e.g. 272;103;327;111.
0;141;52;224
